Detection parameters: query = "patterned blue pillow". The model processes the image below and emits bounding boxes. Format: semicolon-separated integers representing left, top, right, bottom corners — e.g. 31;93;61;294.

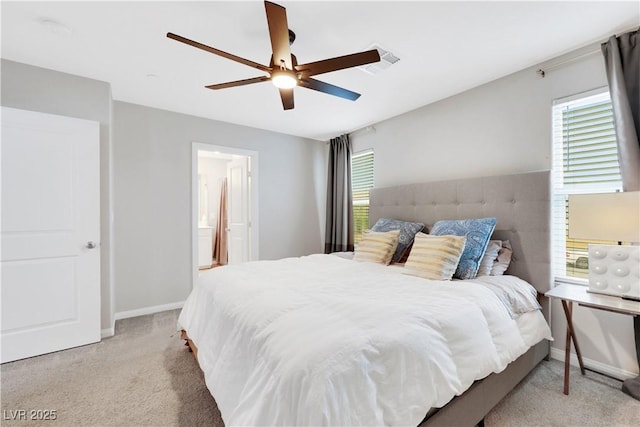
430;217;497;279
371;218;425;263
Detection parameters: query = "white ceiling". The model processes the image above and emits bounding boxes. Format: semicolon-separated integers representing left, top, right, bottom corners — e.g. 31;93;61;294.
2;1;638;141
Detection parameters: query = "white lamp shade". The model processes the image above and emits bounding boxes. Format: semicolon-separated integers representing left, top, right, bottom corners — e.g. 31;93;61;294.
568;191;640;243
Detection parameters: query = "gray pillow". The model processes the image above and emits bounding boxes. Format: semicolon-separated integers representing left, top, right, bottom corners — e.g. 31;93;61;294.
490;240;513;275
370;218;425;263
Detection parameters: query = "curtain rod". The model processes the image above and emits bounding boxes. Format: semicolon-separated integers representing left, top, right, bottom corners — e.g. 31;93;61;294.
536;48;600;78
326;125;376;143
536;25;639;78
349;125;376;137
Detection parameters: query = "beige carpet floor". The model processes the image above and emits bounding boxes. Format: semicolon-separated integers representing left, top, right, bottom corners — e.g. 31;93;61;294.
2;309;639;427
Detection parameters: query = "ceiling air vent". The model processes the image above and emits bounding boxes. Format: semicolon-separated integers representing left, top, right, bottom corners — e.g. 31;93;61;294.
360;45;399;75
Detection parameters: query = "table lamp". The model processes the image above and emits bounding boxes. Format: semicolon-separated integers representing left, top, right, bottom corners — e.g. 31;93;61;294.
568;191;640;300
569;191;640;401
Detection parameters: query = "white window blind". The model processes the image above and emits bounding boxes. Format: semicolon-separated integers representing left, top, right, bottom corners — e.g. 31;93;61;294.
551;89;622;282
351;150;374;244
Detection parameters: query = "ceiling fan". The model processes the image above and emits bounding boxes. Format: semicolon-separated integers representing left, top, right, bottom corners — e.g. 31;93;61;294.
167;1;381;110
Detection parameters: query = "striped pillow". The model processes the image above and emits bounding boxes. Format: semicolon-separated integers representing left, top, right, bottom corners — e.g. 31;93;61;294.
353;230;400;265
403;232;466;280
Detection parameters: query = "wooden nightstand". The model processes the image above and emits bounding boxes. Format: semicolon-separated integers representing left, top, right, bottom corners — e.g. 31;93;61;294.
545;283;640;395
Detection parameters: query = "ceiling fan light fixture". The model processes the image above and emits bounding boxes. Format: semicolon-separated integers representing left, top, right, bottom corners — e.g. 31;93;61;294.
271;70;298;89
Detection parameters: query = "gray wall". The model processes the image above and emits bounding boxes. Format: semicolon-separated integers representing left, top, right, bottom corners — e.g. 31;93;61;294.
1;59;327;331
352;46;638;377
112;101;325;313
1;59;114;333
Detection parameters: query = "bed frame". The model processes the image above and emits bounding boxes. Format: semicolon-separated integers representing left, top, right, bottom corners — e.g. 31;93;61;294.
369;170;551;426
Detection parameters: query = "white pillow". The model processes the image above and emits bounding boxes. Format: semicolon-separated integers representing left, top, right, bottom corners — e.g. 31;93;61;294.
477;240;502;276
403;232;466;281
353;230;400;265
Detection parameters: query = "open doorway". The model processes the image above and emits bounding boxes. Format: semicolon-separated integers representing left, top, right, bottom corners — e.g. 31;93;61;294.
191;143;259;287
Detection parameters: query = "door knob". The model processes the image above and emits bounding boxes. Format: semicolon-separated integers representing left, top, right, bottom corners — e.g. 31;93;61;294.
86;241;97;249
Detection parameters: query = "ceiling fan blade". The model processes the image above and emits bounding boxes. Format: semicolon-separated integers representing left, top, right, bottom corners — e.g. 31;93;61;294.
264;1;292;70
299;78;361;101
167;32;271;73
279;88;294;110
205;76;270;90
295;49;381;77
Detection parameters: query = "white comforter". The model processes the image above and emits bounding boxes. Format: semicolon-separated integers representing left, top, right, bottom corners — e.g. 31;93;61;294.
178;254;551;426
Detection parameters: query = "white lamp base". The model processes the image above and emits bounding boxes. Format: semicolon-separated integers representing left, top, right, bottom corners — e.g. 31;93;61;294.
588;244;640;299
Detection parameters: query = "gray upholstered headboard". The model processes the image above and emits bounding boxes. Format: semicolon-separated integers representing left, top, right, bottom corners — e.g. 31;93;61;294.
370;171;551;294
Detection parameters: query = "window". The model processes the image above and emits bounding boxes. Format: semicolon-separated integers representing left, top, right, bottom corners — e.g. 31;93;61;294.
351;150;374;244
551;89;622;281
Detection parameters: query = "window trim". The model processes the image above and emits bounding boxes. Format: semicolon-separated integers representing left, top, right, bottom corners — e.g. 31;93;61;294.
551;87;622;284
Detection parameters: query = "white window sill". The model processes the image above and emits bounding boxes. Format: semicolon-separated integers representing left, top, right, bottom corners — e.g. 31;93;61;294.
554;276;588;287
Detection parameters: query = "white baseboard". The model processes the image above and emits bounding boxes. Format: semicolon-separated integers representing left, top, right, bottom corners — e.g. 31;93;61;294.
101;327;115;339
114;301;185;321
550;347;638;380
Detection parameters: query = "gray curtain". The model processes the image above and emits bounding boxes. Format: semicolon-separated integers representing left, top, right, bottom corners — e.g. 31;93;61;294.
324;134;354;253
603;29;640;401
602;29;640;191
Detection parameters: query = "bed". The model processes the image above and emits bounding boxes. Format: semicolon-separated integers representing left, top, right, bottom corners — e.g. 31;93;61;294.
178;171;552;426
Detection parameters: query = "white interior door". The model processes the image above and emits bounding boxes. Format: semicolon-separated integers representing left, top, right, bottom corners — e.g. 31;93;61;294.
226;156;250;264
1;107;101;363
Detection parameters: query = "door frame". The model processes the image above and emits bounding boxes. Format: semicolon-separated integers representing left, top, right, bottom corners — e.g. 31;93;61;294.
191;142;259;285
